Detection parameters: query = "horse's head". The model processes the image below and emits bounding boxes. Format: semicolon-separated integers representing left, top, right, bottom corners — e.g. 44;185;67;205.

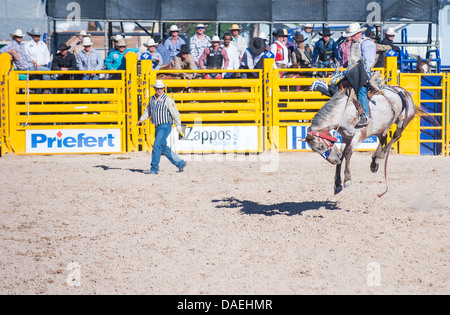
417;56;431;74
302;127;343;165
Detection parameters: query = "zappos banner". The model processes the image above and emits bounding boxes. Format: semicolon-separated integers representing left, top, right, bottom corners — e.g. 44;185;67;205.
287;126;379;151
26;129;122;154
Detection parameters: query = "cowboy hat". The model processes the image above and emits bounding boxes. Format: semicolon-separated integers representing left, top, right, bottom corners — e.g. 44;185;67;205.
82;37;94;46
151;80;168;89
78;30;90;37
249;38;266;55
196;24;206;28
294;33;306;42
180;44;190;54
209;36;222;43
257;32;268;41
228;24;242;31
343;23;367;37
302;24;314;29
116;39;128;47
319;28;333;36
385;27;396;36
111;34;124;42
143;38;158;47
27;27;42;36
272;29;288;37
169;25;180;33
58;43;71;51
10;29;25;38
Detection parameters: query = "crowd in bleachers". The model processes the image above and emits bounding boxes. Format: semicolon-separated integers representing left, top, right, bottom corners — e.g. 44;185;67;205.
0;23;401;90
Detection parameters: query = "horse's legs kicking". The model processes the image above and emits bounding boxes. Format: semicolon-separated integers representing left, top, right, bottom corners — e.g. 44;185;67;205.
334;140;350;194
371;134;388;173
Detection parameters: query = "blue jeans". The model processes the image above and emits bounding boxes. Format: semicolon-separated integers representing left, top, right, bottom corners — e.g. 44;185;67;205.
151;123;185;173
82;74;99;94
358;86;370;118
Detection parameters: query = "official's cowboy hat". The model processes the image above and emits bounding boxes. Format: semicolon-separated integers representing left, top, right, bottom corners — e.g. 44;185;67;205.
272;29;288;37
180;44;190;54
58;43;71;51
385;27;396;36
294;33;306;42
319;28;333;36
82;37;94;46
116;39;128;47
209;36;222;43
228;24;242;31
27;28;42;36
343;23;367;37
249;38;266;55
151;80;168;89
143;38;158;47
169;25;180;33
10;29;25;38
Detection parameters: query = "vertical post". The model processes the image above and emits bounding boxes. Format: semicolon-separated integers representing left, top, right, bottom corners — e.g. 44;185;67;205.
263;57;275;151
139;59;154;152
385;56;398;86
125;52;139;152
0;53;12;156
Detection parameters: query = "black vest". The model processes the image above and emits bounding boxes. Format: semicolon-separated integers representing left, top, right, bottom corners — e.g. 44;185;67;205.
206;47;223;69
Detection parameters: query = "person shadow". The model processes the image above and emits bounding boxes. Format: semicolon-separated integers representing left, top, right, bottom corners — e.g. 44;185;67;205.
212;197;340;217
94;165;146;174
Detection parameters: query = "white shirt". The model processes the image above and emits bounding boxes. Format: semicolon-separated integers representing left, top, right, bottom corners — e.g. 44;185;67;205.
230;35;248;59
23;40;51;66
223;44;240;70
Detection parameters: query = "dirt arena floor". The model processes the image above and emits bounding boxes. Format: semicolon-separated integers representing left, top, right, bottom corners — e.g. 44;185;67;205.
0;151;449;295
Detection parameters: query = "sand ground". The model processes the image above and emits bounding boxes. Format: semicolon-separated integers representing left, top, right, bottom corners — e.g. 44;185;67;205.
0;151;449;294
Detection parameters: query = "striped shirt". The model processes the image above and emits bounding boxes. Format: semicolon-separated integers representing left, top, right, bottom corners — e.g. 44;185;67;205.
139;94;181;127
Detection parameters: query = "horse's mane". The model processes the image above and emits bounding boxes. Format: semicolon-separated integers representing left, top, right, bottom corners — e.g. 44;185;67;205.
311;91;348;129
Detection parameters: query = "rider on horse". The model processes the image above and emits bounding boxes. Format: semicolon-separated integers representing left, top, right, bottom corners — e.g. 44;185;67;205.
343;23;377;127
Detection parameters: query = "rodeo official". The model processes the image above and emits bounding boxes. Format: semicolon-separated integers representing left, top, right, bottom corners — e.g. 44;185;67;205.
137;80;187;174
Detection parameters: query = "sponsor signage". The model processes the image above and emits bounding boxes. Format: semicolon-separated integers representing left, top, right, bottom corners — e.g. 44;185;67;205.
26;129;122;154
287;126;379;151
171;126;259;152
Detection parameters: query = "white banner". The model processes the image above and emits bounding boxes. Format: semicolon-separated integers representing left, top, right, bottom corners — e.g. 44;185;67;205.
26;129;122;154
170;126;259;152
287;126;379;151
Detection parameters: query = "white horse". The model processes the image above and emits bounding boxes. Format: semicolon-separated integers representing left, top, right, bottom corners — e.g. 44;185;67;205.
302;85;416;195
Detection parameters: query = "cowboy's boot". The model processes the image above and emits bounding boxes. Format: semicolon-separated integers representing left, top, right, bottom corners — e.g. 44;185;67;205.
355;86;370;127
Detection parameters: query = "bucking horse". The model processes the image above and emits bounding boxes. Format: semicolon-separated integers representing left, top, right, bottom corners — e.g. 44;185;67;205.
302;82;416;196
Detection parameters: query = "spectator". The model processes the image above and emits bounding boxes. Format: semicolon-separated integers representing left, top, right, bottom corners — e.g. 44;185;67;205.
0;29;38;71
164;25;186;65
228;24;248;62
140;38;163;70
291;34;313;68
271;29;291;69
222;33;239;72
104;39;139;77
156;40;172;67
69;30;91;58
339;34;352;68
297;24;314;45
24;28;51;70
380;27;401;54
173;44;197;80
367;31;392;68
190;24;211;68
240;33;267;78
198;36;229;79
312;28;341;68
51;43;78;94
109;34;124;55
76;37;104;94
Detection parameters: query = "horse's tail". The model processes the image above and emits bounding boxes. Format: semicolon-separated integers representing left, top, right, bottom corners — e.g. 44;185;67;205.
414;105;441;127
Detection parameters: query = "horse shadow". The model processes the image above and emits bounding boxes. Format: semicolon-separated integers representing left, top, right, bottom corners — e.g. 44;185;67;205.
212;197;341;217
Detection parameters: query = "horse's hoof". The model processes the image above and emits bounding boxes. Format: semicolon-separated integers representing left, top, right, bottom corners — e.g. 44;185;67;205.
344;180;352;188
370;162;379;173
334;186;343;195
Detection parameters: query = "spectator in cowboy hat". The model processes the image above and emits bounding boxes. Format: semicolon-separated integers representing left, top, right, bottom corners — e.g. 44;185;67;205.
229;24;248;62
0;29;37;71
173;44;197;79
137;79;187;175
140;38;163;70
380;27;400;54
198;35;229;79
51;43;78;93
271;29;291;69
164;25;186;64
24;28;51;70
296;23;314;45
240;33;267;78
291;33;313;68
69;30;91;58
109;34;124;54
76;37;104;94
312;27;341;68
190;23;211;67
105;39;139;80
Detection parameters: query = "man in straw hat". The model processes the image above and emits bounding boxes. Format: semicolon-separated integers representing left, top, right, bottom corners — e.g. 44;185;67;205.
198;36;229;79
229;24;248;62
140;38;163;70
342;22;377;127
0;29;36;71
380;27;400;55
76;37;104;93
137;80;187;175
190;23;211;67
164;25;186;64
24;28;51;71
105;39;139;72
69;30;91;58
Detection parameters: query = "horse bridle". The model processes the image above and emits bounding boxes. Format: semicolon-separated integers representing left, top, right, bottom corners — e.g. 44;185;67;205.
307;131;339;160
